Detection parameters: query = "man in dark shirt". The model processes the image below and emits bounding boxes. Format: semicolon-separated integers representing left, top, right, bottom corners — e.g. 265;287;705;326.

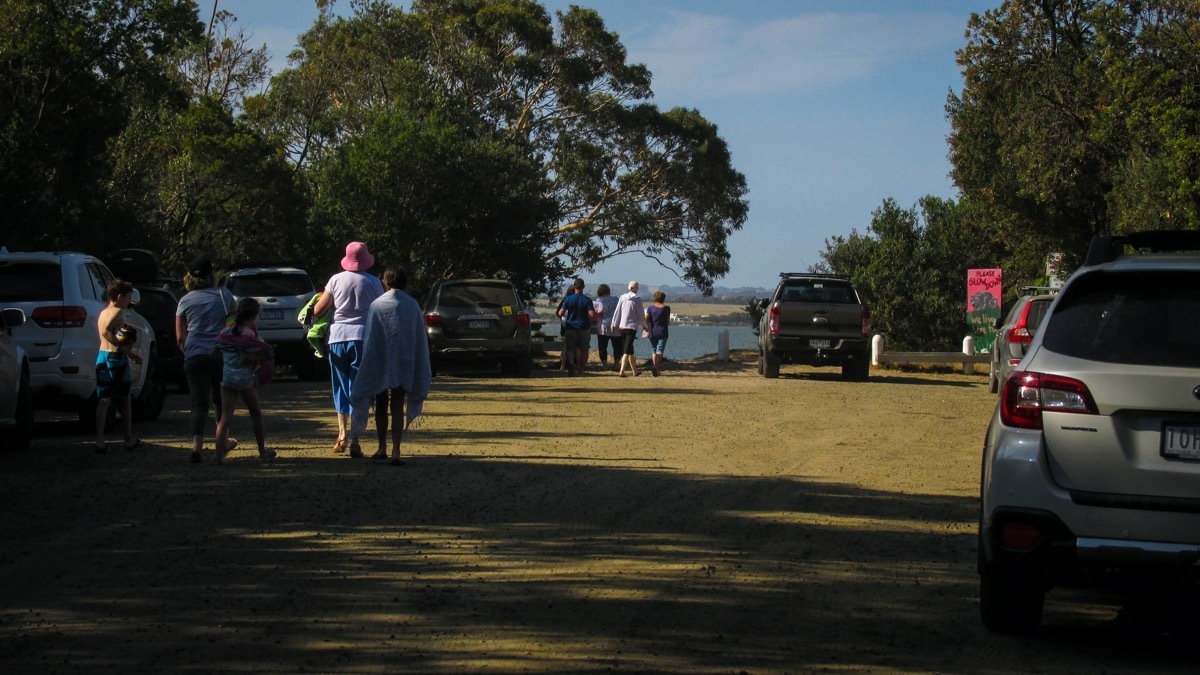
557;278;595;376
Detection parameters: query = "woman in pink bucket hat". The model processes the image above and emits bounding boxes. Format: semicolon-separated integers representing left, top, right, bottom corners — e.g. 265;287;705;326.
310;241;385;457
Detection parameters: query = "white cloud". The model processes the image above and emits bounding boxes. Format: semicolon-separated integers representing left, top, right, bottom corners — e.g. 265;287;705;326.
634;10;965;99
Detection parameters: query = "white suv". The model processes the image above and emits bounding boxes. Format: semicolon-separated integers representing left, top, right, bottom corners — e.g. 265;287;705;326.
0;250;162;429
979;230;1200;633
223;267;321;379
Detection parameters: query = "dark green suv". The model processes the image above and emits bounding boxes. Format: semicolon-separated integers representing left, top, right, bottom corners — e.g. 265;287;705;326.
422;279;533;377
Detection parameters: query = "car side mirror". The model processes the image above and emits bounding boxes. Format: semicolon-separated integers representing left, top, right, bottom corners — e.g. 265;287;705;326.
757;298;769;310
128;288;142;306
992;317;1002;329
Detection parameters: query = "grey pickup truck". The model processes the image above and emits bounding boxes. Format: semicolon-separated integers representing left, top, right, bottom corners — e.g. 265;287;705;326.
756;273;871;380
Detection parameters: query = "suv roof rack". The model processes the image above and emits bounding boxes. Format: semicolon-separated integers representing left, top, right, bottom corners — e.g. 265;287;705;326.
1085;230;1200;266
779;272;850;280
1019;285;1060;295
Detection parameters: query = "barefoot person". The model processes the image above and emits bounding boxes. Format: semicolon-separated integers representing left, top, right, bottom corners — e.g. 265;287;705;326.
94;279;144;452
644;290;671;377
347;267;431;465
609;280;645;378
212;298;275;464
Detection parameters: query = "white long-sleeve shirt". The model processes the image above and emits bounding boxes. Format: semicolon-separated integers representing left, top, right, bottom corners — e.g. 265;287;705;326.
609;292;645;332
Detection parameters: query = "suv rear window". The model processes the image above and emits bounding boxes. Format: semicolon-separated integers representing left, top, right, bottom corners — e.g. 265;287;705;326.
437;283;519;310
1040;271;1200;368
229;274;313;297
779;282;856;304
0;262;64;302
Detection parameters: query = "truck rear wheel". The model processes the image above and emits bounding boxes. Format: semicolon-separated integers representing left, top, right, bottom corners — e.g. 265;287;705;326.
842;358;869;381
762;351;780;378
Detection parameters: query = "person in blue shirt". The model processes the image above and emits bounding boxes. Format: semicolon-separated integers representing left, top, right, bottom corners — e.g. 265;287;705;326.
556;278;595;376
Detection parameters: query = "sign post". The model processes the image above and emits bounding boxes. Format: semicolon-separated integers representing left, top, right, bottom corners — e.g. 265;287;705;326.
967;268;1002;352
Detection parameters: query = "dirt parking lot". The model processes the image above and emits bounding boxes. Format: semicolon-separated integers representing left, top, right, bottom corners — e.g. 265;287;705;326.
1;351;1195;672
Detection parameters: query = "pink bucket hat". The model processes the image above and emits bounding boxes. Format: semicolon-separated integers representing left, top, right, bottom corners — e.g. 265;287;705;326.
341;241;374;272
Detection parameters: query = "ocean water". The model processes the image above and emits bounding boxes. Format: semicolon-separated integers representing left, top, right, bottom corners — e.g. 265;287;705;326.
542;324;757;360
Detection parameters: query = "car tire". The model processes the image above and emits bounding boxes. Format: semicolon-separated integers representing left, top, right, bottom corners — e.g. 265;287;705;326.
842;358;869;382
762;351;780;379
2;364;34;450
132;348;165;422
979;569;1045;634
515;355;532;378
756;347;764;375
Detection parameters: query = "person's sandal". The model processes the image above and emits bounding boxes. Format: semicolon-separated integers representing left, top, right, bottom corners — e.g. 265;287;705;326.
371;450;387;460
333;438;347;454
189;451;203;464
390;457;406;466
349;441;364;458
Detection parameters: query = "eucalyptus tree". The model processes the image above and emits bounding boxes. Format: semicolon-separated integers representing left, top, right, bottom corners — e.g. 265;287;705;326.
0;0;201;251
255;0;748;294
948;0;1200;275
111;6;312;271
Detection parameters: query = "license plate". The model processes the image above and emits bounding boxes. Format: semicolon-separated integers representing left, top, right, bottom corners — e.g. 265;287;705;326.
467;320;491;330
261;309;284;320
809;339;831;348
1161;423;1200;460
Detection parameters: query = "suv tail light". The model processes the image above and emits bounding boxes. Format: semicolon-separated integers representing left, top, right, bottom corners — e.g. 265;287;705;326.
768;303;781;334
424;312;443;329
1000;371;1098;430
860;307;871;338
1007;301;1036;344
516;312;530;328
32;305;87;328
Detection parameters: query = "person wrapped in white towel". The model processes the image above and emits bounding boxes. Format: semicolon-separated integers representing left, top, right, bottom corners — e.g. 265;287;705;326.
348;266;432;465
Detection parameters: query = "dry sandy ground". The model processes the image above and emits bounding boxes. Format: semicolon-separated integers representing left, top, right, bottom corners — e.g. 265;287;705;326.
1;351;1195;673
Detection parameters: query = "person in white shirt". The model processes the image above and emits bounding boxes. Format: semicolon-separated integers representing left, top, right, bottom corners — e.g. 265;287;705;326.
310;242;385;457
608;280;645;378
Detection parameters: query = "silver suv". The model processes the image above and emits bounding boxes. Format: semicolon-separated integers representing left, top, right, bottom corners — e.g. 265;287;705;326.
223;267;321;379
0;250;161;428
988;287;1057;394
979;230;1200;633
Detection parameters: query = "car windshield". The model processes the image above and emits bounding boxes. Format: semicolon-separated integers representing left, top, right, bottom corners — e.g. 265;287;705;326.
0;261;64;302
229;274;312;297
1040;270;1200;368
437;283;519;310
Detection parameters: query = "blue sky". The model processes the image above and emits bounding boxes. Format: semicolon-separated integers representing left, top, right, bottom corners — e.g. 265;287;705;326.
217;0;997;290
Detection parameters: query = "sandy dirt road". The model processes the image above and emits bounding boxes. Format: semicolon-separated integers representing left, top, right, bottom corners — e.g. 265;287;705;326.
0;352;1194;673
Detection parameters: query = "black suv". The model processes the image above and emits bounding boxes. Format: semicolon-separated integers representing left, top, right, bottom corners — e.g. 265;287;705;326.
422;279;533;377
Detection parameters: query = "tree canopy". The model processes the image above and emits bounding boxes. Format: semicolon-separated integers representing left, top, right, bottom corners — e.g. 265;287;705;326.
947;0;1200;273
1;0;748;298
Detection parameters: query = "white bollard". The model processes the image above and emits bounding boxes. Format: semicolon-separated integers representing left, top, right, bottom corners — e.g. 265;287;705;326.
871;334;884;366
717;329;730;361
962;336;976;375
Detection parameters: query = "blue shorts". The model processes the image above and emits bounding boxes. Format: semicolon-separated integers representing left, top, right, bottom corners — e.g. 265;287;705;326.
651;337;667;355
95;351;131;399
